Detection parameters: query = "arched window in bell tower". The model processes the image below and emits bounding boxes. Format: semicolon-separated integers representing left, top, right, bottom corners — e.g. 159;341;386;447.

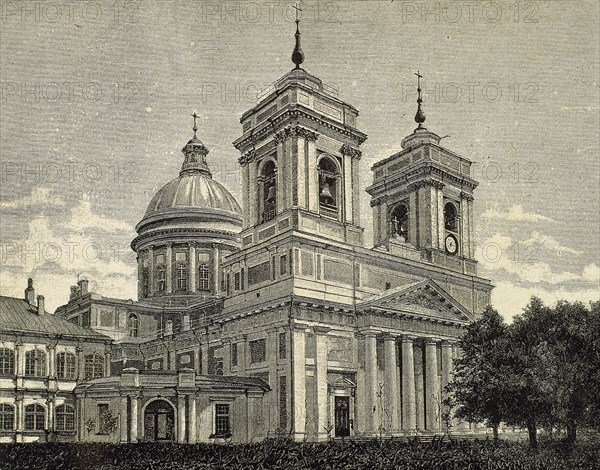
261;160;277;222
317;155;340;218
390;203;409;240
444;201;458;231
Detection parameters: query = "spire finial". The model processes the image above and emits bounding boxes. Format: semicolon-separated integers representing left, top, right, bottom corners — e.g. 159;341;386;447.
291;3;304;69
414;71;426;129
191;112;199;137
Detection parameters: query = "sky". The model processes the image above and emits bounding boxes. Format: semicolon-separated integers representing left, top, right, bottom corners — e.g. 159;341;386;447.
0;0;598;320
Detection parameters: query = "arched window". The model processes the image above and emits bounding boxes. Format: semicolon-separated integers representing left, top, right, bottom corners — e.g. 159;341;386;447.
0;404;14;431
198;263;210;291
25;350;46;376
444;202;458;231
84;354;104;380
56;352;77;379
390;204;409;240
0;348;15;375
176;263;188;291
24;404;45;431
261;160;277;222
128;314;139;338
156;265;166;293
55;404;75;431
317;156;340;217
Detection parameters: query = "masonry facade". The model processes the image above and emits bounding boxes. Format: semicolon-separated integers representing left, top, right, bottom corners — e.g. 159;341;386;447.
47;26;493;443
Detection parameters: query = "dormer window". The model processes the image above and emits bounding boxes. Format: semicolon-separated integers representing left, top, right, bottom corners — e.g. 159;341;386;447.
318;156;340;218
390;203;409;240
261;160;277;222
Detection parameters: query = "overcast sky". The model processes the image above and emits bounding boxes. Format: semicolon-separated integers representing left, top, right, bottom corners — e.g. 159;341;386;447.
1;0;598;319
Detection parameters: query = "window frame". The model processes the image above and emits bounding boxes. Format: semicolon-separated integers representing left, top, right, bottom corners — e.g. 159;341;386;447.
198;262;210;291
317;155;341;218
128;313;140;338
0;403;14;431
54;403;75;432
213;403;231;438
25;349;47;377
24;403;45;431
56;352;77;380
84;353;105;381
0;348;15;376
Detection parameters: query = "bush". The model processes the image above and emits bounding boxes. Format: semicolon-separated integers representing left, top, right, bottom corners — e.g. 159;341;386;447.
0;437;598;469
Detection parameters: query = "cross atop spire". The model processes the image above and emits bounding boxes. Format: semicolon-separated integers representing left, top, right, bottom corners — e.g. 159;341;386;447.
414;70;426;129
191;112;199;137
291;3;305;69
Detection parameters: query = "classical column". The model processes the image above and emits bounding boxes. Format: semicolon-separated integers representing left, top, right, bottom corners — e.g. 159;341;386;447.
130;395;139;442
165;243;173;294
249;159;258;223
119;396;128;442
401;336;416;432
47;397;55;431
188;395;197;443
237;335;247;374
364;332;378;433
383;335;399;431
307;137;318;212
148;245;155;296
440;341;454;432
408;191;418;246
177;395;186;443
48;345;56;378
354;334;366;434
189;243;197;293
266;328;278;434
212;245;220;294
414;340;425;430
315;326;330;441
222;339;231;375
76;345;84;382
425;339;439;432
104;346;111;377
291;326;306;440
296;135;306;209
201;340;209;375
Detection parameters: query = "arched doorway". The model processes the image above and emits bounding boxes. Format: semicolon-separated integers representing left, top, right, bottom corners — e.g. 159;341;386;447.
144;399;175;442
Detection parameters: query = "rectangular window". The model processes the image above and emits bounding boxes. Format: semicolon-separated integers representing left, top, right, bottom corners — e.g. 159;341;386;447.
56;353;77;379
231;343;238;367
279;376;287;429
234;272;240;291
25;404;45;431
0;348;15;375
272;256;276;280
214;404;231;437
278;332;286;359
175;252;187;261
198;252;210;263
0;404;14;431
55;404;75;432
280;254;288;275
155;254;165;265
249;339;266;364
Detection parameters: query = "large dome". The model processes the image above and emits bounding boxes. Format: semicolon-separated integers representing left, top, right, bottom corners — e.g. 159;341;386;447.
145;173;241;216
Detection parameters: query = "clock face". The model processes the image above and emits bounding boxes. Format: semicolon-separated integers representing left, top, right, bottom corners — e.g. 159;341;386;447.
445;234;458;254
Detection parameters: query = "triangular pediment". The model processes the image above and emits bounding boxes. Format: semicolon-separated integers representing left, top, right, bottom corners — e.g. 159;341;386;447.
359;279;475;323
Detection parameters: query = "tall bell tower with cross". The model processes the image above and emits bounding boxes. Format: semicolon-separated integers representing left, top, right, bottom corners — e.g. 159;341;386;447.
367;72;480;275
233;6;367;247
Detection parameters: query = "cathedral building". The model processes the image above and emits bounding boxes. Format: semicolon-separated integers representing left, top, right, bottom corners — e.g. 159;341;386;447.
52;19;492;443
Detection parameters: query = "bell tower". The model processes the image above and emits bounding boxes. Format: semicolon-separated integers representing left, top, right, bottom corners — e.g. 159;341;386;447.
233;13;367;247
367;72;479;275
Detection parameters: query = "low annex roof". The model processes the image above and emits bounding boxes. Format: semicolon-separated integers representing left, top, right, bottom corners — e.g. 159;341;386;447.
0;295;109;340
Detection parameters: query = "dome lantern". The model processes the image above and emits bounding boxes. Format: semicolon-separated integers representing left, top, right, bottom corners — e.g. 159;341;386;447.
180;112;211;177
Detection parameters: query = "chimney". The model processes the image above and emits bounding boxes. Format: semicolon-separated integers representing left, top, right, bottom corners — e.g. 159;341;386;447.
37;295;45;315
79;279;89;296
24;278;35;305
70;286;78;301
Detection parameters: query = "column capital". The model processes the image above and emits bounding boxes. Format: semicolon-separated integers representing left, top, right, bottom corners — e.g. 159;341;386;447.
440;339;456;347
358;328;379;338
401;334;417;343
381;333;398;341
424;337;442;345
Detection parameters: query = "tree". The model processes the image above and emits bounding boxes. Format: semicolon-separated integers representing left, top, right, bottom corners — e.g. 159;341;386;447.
446;305;510;440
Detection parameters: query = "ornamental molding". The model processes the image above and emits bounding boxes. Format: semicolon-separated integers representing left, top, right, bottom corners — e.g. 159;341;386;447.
273;125;319;144
340;143;362;160
406;179;445;192
238;149;256;165
460;191;474;201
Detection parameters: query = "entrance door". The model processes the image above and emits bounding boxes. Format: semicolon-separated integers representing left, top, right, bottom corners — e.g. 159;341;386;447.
144;400;175;441
334;396;350;437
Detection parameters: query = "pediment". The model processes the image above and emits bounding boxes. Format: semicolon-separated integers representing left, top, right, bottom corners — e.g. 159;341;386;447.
359;279;475;323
